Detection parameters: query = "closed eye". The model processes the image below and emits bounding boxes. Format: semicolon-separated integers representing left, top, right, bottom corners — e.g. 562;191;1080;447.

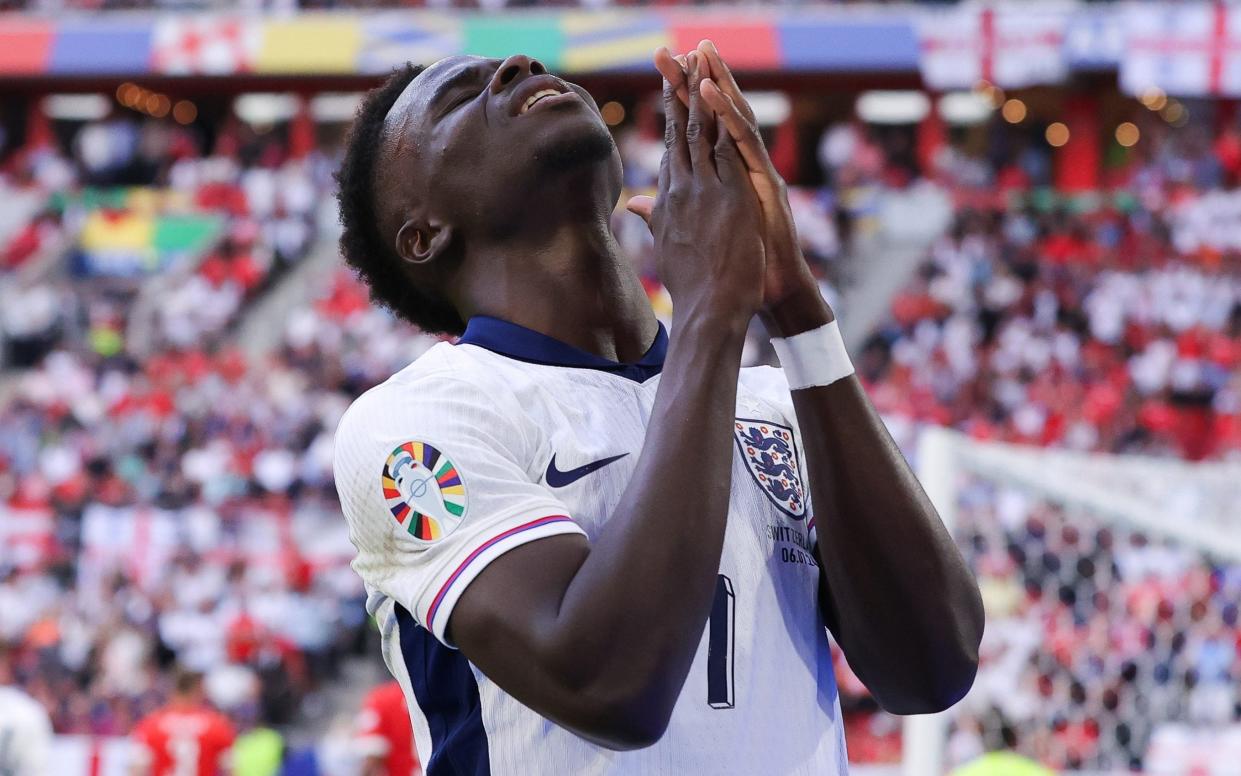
430;60;500;119
434;88;480;121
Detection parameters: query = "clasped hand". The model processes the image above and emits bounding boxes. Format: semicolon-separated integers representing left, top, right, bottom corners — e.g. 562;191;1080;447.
628;41;823;326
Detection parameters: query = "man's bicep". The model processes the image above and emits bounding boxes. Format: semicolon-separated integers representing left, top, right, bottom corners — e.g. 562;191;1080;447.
449;532;589;651
448;533;594;710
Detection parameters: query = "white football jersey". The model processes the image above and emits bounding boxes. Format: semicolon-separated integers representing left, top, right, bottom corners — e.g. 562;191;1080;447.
0;686;52;776
334;316;848;776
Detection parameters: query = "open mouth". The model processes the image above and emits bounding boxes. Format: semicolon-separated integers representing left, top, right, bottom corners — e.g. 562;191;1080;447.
510;76;579;117
521;89;562;115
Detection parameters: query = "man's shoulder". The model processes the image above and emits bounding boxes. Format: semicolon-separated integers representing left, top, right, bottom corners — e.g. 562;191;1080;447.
334;343;532;467
338;343;504;429
0;687;46;724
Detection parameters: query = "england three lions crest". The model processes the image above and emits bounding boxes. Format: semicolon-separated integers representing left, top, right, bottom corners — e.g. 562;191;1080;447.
733;418;806;519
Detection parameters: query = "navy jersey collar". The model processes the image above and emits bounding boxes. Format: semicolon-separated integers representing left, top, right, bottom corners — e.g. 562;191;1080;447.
458;316;666;382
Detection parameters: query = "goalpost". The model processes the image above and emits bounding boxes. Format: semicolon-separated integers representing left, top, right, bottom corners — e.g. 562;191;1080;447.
901;427;1241;776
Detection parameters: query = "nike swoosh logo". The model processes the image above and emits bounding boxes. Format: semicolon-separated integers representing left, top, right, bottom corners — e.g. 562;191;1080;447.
545;453;629;488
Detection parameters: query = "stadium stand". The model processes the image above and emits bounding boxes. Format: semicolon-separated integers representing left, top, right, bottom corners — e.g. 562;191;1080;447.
951;481;1241;771
0;109;360;760
861;118;1241;462
827;104;1241;773
1;3;1240;773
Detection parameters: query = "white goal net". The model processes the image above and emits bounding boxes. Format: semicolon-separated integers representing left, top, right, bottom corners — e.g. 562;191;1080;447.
899;428;1241;776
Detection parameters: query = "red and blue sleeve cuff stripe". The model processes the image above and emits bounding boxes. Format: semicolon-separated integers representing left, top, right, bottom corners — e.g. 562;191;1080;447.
426;515;576;633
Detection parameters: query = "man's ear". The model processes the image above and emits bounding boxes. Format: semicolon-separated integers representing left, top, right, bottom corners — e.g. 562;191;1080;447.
395;220;454;266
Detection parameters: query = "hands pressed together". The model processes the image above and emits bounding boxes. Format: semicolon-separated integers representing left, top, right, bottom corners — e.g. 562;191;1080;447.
627;40;830;334
634;47;765;324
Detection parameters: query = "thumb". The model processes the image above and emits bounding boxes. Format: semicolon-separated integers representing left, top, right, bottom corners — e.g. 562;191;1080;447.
625;195;655;229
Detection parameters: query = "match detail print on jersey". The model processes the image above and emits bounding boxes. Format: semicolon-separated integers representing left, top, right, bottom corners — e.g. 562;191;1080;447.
733;418;806;519
382;441;467;542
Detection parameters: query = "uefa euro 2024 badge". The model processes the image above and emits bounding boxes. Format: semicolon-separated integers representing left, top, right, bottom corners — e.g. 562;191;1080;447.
382;441;467;542
733;418;806;519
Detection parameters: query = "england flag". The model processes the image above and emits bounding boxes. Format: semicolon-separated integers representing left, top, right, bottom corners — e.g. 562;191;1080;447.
917;2;1072;90
1121;2;1241;98
151;16;260;76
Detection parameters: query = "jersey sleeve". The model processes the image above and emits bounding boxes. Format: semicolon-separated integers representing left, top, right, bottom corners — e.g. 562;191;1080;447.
213;714;237;749
16;700;52;775
128;718;156;768
211;715;237;772
334;375;585;647
740;366;819;545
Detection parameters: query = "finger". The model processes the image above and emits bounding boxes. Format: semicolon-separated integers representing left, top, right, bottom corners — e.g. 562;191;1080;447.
685;51;716;172
662;76;690;182
675;55;690;106
713;129;749;186
698;39;757;125
702;78;773;179
654;47;689;107
658;144;670;198
625;195;655;230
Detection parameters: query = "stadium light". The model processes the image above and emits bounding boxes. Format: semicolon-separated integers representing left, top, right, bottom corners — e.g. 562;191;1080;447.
973;79;1005;108
173;101;198;125
43;94;110;121
939;91;993;125
1000;98;1027;124
1141;88;1168;112
1115;122;1140;147
856;90;930;125
234;93;299;127
745;91;791;126
148;94;171;119
601;101;626;127
1161;100;1188;126
310;93;363;123
1045;122;1070;147
116;83;140;108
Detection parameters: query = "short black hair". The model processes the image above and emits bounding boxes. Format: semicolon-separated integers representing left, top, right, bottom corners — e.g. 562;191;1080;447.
335;64;466;335
173;666;204;695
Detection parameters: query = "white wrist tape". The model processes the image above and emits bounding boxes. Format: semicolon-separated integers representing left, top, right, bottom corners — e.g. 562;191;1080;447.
771;319;854;390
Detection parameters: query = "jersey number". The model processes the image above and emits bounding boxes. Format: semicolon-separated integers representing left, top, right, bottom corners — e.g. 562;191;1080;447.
169;736;200;776
707;574;735;709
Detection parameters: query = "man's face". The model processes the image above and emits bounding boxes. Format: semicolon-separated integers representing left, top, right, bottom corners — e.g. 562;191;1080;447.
385;55;621;240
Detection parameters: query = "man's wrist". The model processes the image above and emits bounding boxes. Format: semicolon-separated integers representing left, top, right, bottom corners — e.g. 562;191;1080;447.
770;319;854;390
761;282;834;338
671;296;754;343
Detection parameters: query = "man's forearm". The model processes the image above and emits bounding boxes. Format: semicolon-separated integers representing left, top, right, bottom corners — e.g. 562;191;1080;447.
454;310;751;749
550;310;747;725
770;291;983;714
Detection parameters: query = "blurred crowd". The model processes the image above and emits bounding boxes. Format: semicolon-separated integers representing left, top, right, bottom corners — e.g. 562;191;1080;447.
0;77;1239;775
1;116;329;372
834;110;1241;771
0;110;363;748
860;121;1241;462
950;482;1241;771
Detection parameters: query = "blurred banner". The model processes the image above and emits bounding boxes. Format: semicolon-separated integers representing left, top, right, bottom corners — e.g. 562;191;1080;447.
1119;1;1241;98
0;7;1006;78
0;3;1237;97
56;189;222;278
915;3;1071;90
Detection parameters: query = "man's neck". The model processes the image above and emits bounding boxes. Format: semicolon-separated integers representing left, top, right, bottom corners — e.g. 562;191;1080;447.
453;221;659;363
